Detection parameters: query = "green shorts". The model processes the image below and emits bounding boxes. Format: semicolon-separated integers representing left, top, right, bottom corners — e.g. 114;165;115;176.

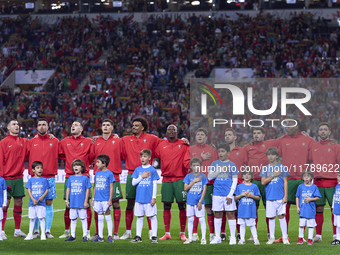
288;179;304;204
64;177;92;200
6;178;25;198
204;185;213;205
126;174;136;200
112;181;123;201
253;180;266;206
315;186;335;206
161;179;186;203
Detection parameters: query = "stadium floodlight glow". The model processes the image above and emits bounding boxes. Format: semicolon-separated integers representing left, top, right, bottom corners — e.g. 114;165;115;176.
191;1;200;5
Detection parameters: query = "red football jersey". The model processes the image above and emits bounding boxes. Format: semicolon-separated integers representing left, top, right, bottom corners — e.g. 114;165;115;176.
90;135;123;181
59;135;92;178
28;134;61;178
278;133;316;179
0;134;29;179
121;132;162;174
309;139;340;187
227;146;247;184
190;143;218;185
154;139;190;182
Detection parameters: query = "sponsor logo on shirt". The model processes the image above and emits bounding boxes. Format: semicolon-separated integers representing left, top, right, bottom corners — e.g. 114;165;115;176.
67;144;71;146
97;143;101;146
8;145;12;148
286;143;290;145
314;149;318;151
34;144;38;146
163;146;168;149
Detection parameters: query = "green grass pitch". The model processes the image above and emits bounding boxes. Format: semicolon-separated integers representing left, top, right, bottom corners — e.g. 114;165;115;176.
0;183;337;254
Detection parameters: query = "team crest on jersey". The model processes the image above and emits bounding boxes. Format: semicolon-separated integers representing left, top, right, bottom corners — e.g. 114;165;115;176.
236;152;239;156
112;141;115;144
143;139;147;143
20;143;23;146
50;143;53;147
80;143;83;147
262;144;265;148
302;143;305;146
178;144;181;148
328;148;331;152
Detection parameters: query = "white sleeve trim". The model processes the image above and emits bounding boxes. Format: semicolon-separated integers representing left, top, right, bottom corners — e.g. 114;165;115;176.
132;176;143;186
152;180;157;199
3;189;7;207
227;176;238;199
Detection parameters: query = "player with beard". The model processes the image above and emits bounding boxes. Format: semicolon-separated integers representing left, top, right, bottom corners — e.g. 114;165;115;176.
155;125;190;241
221;128;247;241
27;118;61;239
0;120;29;238
190;128;218;242
309;123;340;242
90;119;123;240
243;127;287;240
58;121;93;240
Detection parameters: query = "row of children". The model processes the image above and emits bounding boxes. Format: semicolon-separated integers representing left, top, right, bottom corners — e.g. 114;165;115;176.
1;144;340;245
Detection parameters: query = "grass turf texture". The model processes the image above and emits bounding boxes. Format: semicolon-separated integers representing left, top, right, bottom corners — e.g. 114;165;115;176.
0;183;337;255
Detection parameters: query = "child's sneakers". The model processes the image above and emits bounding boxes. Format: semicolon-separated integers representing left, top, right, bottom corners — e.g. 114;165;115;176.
238;239;245;245
201;238;206;245
151;236;158;243
229;237;237;245
248;235;254;241
209;234;214;242
254;239;260;245
192;233;199;241
82;236;88;242
24;234;33;241
107;236;114;243
210;236;221;244
32;232;39;239
283;237;290;245
297;237;304;244
184;238;193;244
65;236;76;242
331;239;340;245
46;232;54;239
130;236;142;243
266;238;275;244
41;233;46;241
307;239;313;245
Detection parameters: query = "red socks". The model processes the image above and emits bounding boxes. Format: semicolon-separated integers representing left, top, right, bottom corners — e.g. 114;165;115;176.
163;209;171;233
221;212;227;233
147;217;152;231
193;216;199;234
2;206;8;230
94;211;99;234
87;207;92;231
207;213;214;234
114;208;121;235
13;205;22;229
266;217;270;234
64;208;70;230
125;209;133;231
179;209;187;233
315;212;324;235
286;204;291;232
